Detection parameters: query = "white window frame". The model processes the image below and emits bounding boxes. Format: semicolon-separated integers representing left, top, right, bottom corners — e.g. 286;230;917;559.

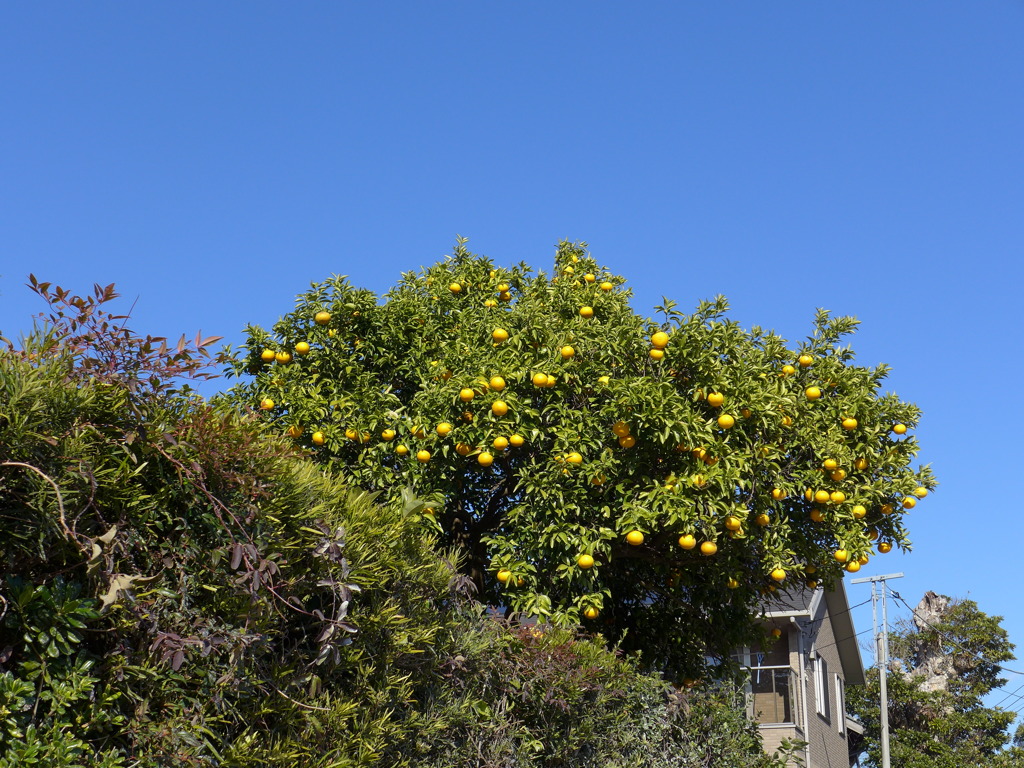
813;652;830;720
835;674;846;735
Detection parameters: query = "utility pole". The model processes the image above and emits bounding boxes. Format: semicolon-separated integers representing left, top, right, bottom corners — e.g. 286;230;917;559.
850;572;903;768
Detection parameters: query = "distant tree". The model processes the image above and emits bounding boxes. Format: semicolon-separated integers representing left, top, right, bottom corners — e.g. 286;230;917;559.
848;592;1024;767
228;238;933;677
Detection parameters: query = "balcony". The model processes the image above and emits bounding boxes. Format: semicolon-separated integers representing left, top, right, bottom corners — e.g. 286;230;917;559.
744;665;796;725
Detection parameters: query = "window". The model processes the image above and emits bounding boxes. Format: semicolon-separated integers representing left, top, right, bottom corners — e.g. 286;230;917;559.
835;674;846;735
813;653;830;720
739;635;796;725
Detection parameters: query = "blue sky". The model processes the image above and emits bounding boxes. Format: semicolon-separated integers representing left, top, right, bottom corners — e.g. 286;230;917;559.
3;2;1024;712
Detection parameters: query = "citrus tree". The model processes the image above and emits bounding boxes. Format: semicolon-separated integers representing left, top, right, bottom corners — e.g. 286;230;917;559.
228;239;934;675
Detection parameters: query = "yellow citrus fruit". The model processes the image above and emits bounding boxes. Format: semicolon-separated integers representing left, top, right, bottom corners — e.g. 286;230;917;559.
509;434;524;447
359;432;371;444
416;449;431;463
858;554;869;565
700;541;718;556
311;431;326;445
532;372;548;387
717;414;735;429
724;516;742;532
599;281;613;291
902;496;917;509
772;488;786;500
449;283;462;294
577;554;595;569
831;469;847;482
491;400;509;417
823;458;838;471
867;529;879;541
275;351;292;364
498;290;512;301
565;452;583;465
260;348;276;362
678;534;697;550
345;427;358;441
893;423;907;434
496;569;511;584
295;341;310;355
314;311;331;325
583;606;599;619
626;530;645;546
814;490;830;504
805;488;814;501
484;298;497;308
455;442;471;456
810;508;825;522
781;364;796;376
707;392;725;407
770;568;786;582
852;505;867;519
612;421;631;437
798;354;813;367
834;549;849;563
460;388;475;402
580;306;594;318
855;457;869;470
492;328;509;343
830;491;846;504
805;386;822;400
650;331;670;349
842;417;858;430
584;273;596;283
598;375;610;386
492;436;509;451
881;503;894;515
914;486;928;498
395;444;408;455
618;435;636;449
560;345;575;359
878;542;893;554
259;397;274;410
489;376;506;391
649;348;665;361
806;580;818;590
782;415;793;426
727;577;740;589
496;282;509;292
436;422;453;437
381;429;396;441
477;452;494;467
544;374;557;388
286;425;303;438
755;513;771;527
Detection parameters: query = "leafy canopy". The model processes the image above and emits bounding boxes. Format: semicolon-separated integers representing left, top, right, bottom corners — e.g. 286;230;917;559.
230;239;933;676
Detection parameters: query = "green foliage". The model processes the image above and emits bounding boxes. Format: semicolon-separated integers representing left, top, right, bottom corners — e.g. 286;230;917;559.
228;238;933;676
0;284;468;765
847;593;1023;767
383;620;790;768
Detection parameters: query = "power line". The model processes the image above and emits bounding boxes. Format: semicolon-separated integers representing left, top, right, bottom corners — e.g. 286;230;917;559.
889;590;1024;677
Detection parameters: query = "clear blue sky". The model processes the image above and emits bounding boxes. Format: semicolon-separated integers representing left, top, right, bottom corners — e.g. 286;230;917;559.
3;2;1023;712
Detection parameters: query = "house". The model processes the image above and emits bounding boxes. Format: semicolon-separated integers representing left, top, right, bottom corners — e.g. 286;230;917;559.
735;581;866;767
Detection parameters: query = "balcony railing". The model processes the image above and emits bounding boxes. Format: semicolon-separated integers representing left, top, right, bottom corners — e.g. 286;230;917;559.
744;665;796;725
